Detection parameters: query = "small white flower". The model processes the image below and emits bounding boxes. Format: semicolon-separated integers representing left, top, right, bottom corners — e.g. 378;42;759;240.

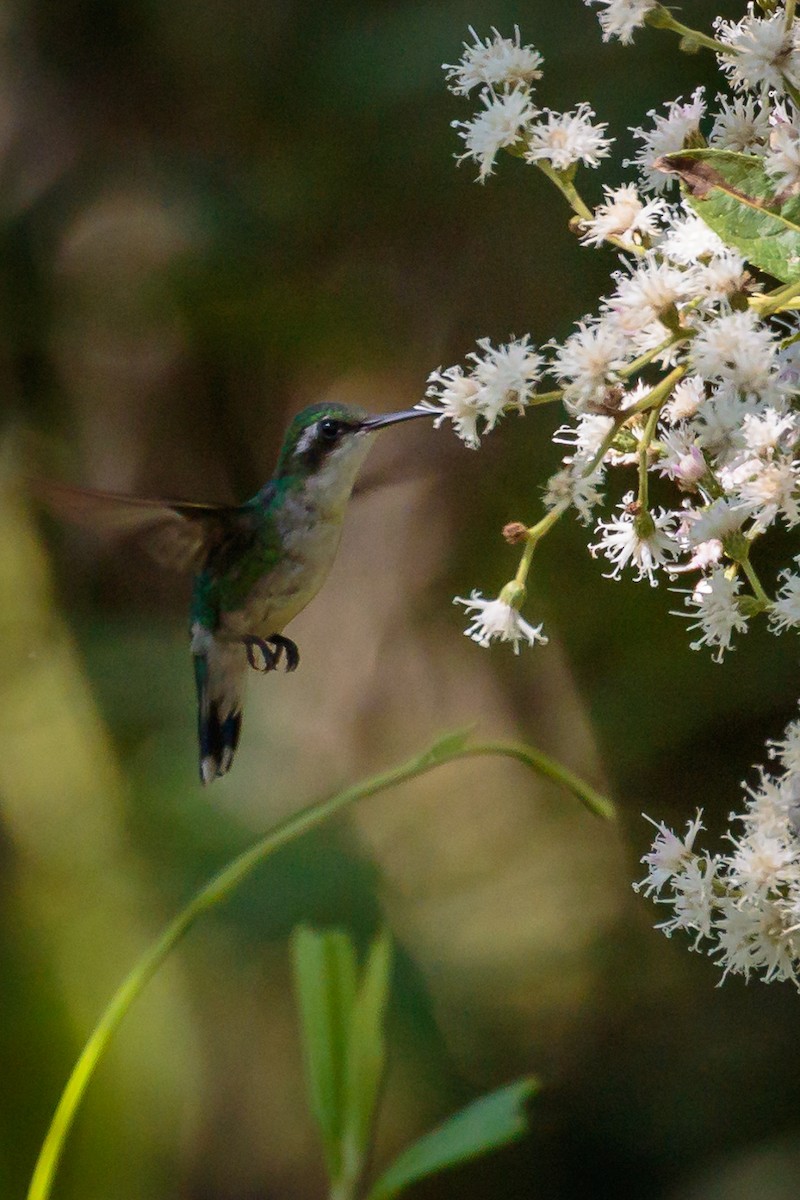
767;712;800;775
605;251;695;333
670;537;724;576
579;183;667;248
715;6;800;97
454;590;548;652
417;366;483;447
741;407;797;455
729;455;800;532
585;0;658;45
690;310;781;396
453;87;540;181
766;102;800;194
658;426;707;487
525;103;612;170
419;336;542;446
690;386;765;465
444;26;544;96
739;770;798;837
662;375;706;424
550;317;629;413
727;826;797;898
468;335;543;426
771;563;800;633
709;93;771;153
677;566;749;662
627;88;706;193
682;497;749;548
635;810;705;896
658;206;729;264
543;463;605;524
553;413;615;457
655;856;719;946
693;251;751;302
590;492;678;585
714;891;798;984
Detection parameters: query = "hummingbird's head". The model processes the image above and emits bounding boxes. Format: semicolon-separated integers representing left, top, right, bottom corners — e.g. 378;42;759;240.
275;402;428;493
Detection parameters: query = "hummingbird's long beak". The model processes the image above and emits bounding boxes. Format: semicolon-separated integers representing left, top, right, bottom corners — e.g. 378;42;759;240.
359;408;431;432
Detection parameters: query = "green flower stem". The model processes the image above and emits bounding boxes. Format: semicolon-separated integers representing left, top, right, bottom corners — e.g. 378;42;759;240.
27;736;613;1200
528;389;565;405
751;276;800;315
780;328;800;350
618;335;686;381
629;363;687;414
585;417;627;475
740;554;772;609
512;412;629;592
787;0;798;29
533;160;594;222
647;4;735;55
512;509;560;587
637;405;662;511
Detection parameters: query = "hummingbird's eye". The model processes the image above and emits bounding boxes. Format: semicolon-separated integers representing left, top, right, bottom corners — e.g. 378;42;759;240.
319;418;342;442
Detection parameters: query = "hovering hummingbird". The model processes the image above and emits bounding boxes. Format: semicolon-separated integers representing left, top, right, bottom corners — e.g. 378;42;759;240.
44;402;430;783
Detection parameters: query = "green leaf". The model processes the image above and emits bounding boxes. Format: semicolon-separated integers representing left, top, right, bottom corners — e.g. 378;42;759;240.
656;148;800;283
290;926;358;1181
340;930;393;1185
366;1077;539;1200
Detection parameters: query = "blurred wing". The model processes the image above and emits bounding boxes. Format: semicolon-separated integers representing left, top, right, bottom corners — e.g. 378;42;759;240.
33;479;242;573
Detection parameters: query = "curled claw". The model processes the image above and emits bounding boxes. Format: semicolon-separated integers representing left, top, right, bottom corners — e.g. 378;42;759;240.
242;635;280;673
241;633;300;673
269;634;300;672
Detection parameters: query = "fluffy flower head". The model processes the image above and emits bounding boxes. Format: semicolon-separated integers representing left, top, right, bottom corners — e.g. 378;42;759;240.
453;87;539;180
585;0;658;45
525;103;612;170
444;26;544;96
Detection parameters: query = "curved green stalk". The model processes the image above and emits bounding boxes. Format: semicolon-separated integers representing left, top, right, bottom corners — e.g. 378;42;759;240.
646;5;734;55
27;734;614;1200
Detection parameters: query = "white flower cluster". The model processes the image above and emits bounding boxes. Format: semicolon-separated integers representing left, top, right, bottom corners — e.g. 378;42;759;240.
427;11;800;674
418;336;543;449
636;710;800;986
444;28;612;180
431;5;800;987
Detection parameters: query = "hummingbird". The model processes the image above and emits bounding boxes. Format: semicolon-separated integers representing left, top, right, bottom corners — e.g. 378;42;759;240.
43;402;430;783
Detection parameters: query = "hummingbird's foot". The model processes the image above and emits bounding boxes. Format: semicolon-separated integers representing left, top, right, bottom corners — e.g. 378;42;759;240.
242;635;281;673
268;634;300;673
241;633;300;673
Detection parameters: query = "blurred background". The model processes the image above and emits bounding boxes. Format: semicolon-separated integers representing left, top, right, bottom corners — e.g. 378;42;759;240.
2;1;800;1197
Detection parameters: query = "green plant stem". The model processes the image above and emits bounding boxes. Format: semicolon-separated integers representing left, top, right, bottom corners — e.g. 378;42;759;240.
751;276;800;315
26;735;613;1200
787;0;798;29
528;389;564;405
511;416;626;592
637;405;662;511
618;335;685;380
534;160;594;222
648;5;734;54
740;555;771;608
630;363;686;414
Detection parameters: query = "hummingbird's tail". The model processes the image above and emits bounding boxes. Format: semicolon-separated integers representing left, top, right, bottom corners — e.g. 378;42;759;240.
193;631;247;785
